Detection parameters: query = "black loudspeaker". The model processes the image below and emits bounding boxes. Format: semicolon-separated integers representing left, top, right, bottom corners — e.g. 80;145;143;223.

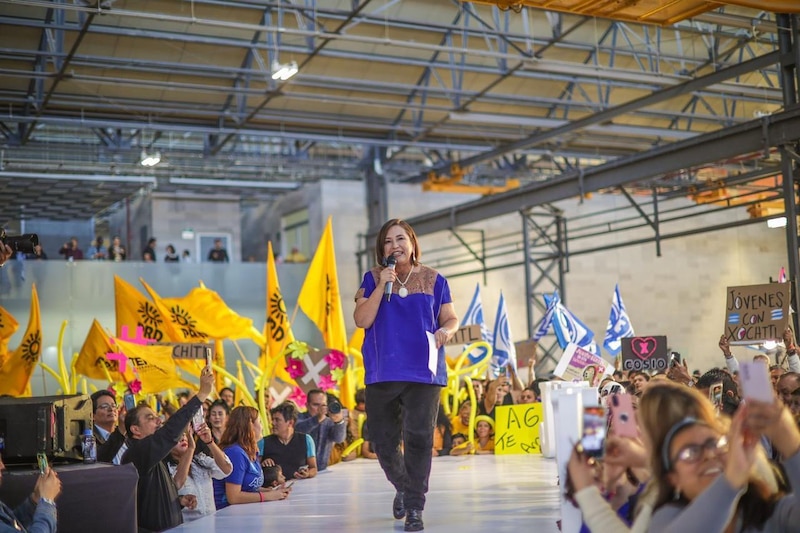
0;394;92;464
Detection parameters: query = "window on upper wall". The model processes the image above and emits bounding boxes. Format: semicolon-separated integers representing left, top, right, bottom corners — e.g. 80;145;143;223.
281;209;310;262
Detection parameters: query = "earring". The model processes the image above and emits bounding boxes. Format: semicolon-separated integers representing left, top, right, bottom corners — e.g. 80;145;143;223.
673;487;681;501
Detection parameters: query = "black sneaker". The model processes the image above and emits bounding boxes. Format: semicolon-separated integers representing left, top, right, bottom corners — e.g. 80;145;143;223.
404;509;423;532
393;491;405;519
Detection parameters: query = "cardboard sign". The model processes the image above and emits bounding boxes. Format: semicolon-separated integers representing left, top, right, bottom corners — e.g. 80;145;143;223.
724;283;791;345
553;343;613;386
157;343;215;359
446;324;482;346
620;336;668;372
494;403;543;455
514;339;538;367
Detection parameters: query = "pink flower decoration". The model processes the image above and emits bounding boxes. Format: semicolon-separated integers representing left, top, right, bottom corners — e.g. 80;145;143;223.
288;387;307;409
129;379;142;394
318;374;336;391
286;359;304;380
325;349;346;370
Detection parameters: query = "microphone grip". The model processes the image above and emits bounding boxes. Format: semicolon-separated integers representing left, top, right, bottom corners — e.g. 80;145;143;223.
384;263;395;302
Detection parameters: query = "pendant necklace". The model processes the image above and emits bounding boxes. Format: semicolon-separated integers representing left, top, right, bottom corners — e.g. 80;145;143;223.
396;267;414;298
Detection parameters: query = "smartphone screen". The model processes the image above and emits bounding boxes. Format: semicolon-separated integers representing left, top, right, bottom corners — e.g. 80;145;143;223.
709;382;724;410
192;407;205;431
124;393;136;411
37;452;48;475
740;361;773;402
610;394;637;439
581;406;607;458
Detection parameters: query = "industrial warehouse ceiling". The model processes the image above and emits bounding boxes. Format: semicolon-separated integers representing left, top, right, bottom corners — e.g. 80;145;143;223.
0;0;797;221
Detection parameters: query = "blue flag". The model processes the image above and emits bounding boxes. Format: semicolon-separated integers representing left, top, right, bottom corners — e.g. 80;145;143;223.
603;284;635;355
544;292;598;354
492;291;517;371
532;291;558;342
461;283;493;364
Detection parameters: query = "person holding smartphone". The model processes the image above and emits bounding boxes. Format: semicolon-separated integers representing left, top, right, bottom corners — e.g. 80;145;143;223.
0;454;61;533
121;364;216;532
354;219;459;533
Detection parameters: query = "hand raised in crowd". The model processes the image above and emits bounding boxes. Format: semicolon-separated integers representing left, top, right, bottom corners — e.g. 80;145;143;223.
117;405;128;436
197;365;215;402
667;359;692;385
195;423;213;444
719;334;732;357
724;406;759;490
33;467;61;502
179;495;198;510
745;397;800;459
567;445;598;493
783;327;796;351
603;435;648;470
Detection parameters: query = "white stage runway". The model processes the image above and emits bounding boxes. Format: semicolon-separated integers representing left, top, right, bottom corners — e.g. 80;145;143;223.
168;454;561;533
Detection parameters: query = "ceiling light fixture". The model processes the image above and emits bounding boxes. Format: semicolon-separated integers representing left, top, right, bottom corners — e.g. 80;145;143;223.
767;216;787;229
140;150;161;167
271;60;299;81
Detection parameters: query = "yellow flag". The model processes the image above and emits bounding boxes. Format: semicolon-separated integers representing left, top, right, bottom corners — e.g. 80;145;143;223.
74;319;132;382
297;217;348;352
114;338;179;394
263;241;295;367
115;275;178;342
140;280;265;345
234;360;246;407
0;285;41;397
0;305;20;369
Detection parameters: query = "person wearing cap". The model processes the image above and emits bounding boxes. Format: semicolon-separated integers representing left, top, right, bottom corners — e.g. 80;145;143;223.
473;415;495;455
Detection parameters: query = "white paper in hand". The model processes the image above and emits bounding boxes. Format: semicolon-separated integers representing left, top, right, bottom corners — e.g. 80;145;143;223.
425;331;438;378
739;361;773;403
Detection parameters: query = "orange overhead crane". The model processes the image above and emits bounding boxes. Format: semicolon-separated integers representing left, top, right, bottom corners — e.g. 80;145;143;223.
422;163;521;194
462;1;800;26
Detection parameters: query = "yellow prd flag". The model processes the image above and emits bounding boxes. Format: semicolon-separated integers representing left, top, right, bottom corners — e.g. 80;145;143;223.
297;217;347;352
140;280;266;345
115;275;179;342
0;305;20;369
114;338;179;394
0;284;41;397
262;241;296;373
75;319;133;382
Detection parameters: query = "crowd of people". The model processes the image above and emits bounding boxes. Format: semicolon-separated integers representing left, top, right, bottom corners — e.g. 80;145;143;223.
5;219;800;533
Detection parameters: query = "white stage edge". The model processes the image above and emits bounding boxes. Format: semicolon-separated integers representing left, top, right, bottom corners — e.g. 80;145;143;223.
168;454;561;532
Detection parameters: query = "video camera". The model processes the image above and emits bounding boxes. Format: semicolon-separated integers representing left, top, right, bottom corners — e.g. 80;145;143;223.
0;229;39;255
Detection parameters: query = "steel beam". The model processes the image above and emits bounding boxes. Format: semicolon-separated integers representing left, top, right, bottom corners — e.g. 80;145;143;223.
404;106;800;237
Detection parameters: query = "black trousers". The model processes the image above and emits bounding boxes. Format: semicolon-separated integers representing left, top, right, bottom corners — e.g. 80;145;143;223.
365;381;441;511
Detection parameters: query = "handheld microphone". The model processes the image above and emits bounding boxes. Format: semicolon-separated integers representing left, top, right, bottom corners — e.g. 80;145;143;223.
384;255;396;302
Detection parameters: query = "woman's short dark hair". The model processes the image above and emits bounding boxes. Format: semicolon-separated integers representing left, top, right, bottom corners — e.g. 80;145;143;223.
373;219;420;267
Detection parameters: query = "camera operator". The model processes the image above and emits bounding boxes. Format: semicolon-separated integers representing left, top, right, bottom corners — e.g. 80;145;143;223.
295;390;346;473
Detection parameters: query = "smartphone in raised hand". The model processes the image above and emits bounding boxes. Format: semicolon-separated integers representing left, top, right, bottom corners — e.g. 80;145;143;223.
609;394;637;439
709;382;724;411
580;406;607;458
37;452;49;475
739;361;773;403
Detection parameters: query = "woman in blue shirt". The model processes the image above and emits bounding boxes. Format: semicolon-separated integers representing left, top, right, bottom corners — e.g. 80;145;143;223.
354;218;459;533
213;406;290;509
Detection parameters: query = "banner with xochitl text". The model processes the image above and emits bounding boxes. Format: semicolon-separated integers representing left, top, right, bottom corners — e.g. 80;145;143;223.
723;283;790;345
